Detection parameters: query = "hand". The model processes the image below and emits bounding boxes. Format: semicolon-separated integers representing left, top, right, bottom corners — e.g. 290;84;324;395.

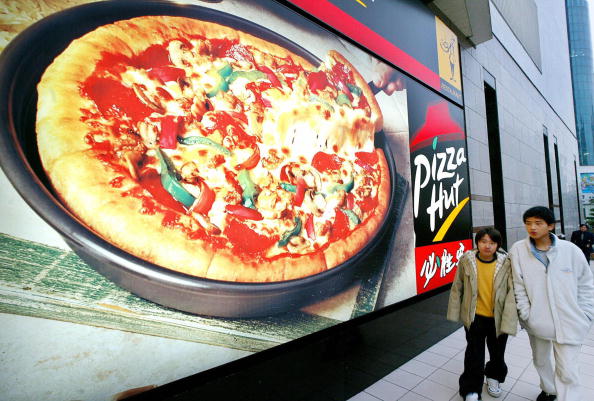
372;60;405;95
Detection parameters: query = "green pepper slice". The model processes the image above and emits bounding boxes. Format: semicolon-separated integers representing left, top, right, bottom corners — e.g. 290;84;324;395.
156;149;196;208
228;70;266;84
347;83;362;96
278;217;302;247
280;182;297;192
206;64;233;97
308;95;335;112
177;136;231;156
327;176;354;194
238;169;258;209
336;93;352;107
341;208;360;225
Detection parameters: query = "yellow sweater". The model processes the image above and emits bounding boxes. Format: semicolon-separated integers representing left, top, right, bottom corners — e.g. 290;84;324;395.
476;258;496;317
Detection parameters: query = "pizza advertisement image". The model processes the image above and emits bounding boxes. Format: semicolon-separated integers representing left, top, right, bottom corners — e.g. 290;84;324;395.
1;0;418;320
36;15;391;284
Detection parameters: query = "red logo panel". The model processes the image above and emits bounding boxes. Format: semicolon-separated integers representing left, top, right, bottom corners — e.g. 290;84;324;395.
415;239;472;294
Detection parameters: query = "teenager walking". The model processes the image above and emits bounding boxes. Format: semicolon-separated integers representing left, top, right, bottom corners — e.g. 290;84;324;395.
510;206;594;401
447;227;518;401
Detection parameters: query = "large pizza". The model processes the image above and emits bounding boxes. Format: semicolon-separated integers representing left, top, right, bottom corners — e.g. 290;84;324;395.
36;16;390;282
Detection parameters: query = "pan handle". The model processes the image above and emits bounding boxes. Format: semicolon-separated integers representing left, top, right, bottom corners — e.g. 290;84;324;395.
367;80;381;95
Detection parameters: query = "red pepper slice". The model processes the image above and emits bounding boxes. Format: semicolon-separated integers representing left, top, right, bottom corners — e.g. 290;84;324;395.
312;152;343;172
159;116;183;149
225;169;243;195
258;65;282;88
294;178;307;207
305;214;315;240
347;193;355;210
307;70;330;94
225;204;263;221
280;164;291;182
148;66;186;83
193;180;215;214
261;97;272;108
235;145;260;170
156;87;173;101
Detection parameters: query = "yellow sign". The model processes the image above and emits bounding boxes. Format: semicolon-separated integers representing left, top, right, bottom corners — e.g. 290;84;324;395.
435;17;461;91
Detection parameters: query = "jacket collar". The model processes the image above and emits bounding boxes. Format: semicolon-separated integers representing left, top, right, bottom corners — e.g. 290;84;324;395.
466;249;507;277
524;233;559;266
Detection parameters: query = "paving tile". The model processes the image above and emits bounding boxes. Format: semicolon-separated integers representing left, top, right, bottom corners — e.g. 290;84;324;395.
365;379;408;401
506;363;527;380
413;351;450;368
397;391;431;401
348;391;382;401
427;343;461;359
505;353;532;369
411;380;457;401
383;369;424;390
500;377;518;392
452;349;465;361
505;344;533;358
439;338;467;352
426;368;459;390
441;358;464;375
501;394;530;401
399;360;439;378
517;366;540;385
508;380;541;400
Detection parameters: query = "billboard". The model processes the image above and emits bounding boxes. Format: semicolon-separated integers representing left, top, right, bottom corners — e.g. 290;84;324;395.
0;0;471;397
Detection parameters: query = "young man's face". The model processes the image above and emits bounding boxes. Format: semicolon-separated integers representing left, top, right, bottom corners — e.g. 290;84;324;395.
524;217;554;241
477;234;498;258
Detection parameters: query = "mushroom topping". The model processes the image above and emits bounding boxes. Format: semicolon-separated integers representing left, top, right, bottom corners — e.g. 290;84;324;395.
191;212;221;235
137;121;159;148
168;40;195;68
287;235;309;253
132;83;165;113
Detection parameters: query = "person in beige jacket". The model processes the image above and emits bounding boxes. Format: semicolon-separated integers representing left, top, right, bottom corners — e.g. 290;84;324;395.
447;228;518;401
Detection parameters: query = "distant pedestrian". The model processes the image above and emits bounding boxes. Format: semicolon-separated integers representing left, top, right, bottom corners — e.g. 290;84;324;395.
570;223;594;262
510;206;594;401
447;227;518;401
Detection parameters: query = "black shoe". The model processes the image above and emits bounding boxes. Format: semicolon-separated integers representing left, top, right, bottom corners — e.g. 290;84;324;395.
536;391;556;401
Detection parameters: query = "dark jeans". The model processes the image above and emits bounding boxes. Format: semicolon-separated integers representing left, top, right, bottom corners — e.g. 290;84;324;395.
459;315;508;398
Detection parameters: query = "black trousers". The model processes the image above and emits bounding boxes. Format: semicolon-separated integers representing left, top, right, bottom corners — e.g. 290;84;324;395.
459;315;508;398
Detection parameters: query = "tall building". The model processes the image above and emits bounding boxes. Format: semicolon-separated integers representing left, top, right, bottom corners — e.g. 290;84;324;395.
567;0;594;166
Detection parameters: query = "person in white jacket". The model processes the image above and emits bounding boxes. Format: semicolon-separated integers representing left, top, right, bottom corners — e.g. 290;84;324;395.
510;206;594;401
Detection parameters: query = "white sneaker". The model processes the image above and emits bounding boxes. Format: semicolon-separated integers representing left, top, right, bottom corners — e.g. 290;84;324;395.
487;378;502;398
465;393;479;401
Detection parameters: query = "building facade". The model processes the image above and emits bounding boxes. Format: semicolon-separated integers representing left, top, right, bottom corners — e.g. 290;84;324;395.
458;0;580;244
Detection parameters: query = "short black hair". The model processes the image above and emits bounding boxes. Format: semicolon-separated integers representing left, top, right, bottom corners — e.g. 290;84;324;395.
522;206;555;225
475;227;503;250
580;223;589;229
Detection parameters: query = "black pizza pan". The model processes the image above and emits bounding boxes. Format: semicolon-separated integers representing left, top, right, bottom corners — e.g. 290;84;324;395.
0;0;398;317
